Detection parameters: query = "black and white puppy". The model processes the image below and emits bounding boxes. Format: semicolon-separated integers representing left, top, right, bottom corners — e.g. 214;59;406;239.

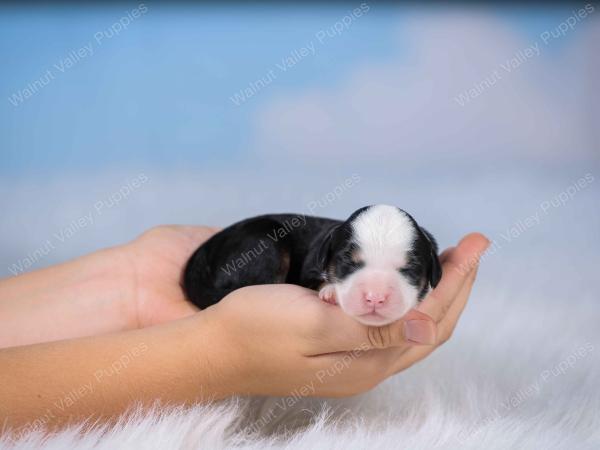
183;205;441;326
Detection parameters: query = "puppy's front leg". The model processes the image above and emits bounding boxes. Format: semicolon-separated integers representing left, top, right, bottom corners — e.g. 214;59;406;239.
318;284;337;305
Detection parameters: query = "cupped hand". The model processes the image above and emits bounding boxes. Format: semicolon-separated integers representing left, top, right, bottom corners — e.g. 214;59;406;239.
119;225;219;329
118;226;488;398
204;233;489;397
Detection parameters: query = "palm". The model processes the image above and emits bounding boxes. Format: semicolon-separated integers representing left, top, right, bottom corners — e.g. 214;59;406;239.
123;225;219;328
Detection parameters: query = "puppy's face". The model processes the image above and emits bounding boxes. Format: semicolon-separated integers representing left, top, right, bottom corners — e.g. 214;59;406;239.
319;205;441;326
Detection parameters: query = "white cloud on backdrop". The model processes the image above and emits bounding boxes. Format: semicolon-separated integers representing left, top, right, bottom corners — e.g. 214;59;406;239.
254;13;599;165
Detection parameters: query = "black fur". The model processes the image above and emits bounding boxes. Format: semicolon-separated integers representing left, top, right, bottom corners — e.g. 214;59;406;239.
183;214;339;309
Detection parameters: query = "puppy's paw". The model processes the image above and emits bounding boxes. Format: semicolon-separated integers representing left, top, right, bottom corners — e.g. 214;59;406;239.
318;284;337;305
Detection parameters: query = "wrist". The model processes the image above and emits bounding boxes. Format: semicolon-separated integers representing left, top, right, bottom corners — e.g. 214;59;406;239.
91;245;139;330
81;245;140;331
0;245;136;348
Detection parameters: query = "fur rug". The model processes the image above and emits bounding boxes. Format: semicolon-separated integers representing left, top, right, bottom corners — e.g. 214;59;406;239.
2;269;599;449
1;169;599;449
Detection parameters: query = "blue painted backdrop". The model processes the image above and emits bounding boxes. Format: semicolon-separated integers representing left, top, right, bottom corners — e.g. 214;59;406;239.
1;2;598;286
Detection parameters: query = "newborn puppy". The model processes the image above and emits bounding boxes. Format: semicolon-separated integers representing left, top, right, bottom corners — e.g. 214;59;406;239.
183;205;441;326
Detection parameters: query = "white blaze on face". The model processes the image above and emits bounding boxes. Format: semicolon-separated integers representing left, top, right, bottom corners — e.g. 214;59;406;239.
335;205;420;326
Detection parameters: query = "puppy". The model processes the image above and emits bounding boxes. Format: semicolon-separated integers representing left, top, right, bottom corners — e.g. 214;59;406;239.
183;205;441;326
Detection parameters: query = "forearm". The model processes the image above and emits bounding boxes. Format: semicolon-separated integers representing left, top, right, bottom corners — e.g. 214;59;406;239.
0;248;135;348
0;309;234;434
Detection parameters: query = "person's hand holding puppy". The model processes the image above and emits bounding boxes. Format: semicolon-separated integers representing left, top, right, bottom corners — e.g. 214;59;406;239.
205;233;488;397
0;226;488;431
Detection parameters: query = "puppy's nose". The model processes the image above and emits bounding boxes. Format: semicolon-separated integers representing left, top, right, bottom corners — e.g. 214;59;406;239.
364;291;389;306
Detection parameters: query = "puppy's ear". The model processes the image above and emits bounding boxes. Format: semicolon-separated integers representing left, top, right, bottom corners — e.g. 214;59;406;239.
428;249;442;288
316;227;336;271
420;227;442;288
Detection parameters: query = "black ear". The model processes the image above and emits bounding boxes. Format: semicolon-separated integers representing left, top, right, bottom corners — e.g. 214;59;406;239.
316;226;336;271
420;227;442;288
429;248;442;288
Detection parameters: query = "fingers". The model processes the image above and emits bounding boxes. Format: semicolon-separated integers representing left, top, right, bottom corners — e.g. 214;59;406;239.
417;233;489;323
391;267;479;373
174;225;221;248
364;309;437;349
306;305;437;355
436;266;478;345
390;238;486;372
439;246;455;264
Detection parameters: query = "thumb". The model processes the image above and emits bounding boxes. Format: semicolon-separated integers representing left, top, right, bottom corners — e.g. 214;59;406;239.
314;307;437;354
362;309;437;350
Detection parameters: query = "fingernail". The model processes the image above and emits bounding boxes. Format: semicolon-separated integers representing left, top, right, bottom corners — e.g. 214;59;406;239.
404;320;436;345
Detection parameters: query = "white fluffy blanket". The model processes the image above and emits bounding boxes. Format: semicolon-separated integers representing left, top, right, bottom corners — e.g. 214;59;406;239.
2;170;599;449
2;272;599;449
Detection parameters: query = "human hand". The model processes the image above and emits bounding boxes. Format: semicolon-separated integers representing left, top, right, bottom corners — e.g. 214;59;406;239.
0;232;488;430
0;225;218;348
118;225;219;329
203;233;489;397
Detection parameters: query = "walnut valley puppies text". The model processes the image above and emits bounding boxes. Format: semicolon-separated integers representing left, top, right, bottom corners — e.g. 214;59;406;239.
454;3;594;106
229;3;370;106
7;3;148;107
14;342;148;439
457;173;595;275
7;174;149;276
218;174;360;276
184;205;441;326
